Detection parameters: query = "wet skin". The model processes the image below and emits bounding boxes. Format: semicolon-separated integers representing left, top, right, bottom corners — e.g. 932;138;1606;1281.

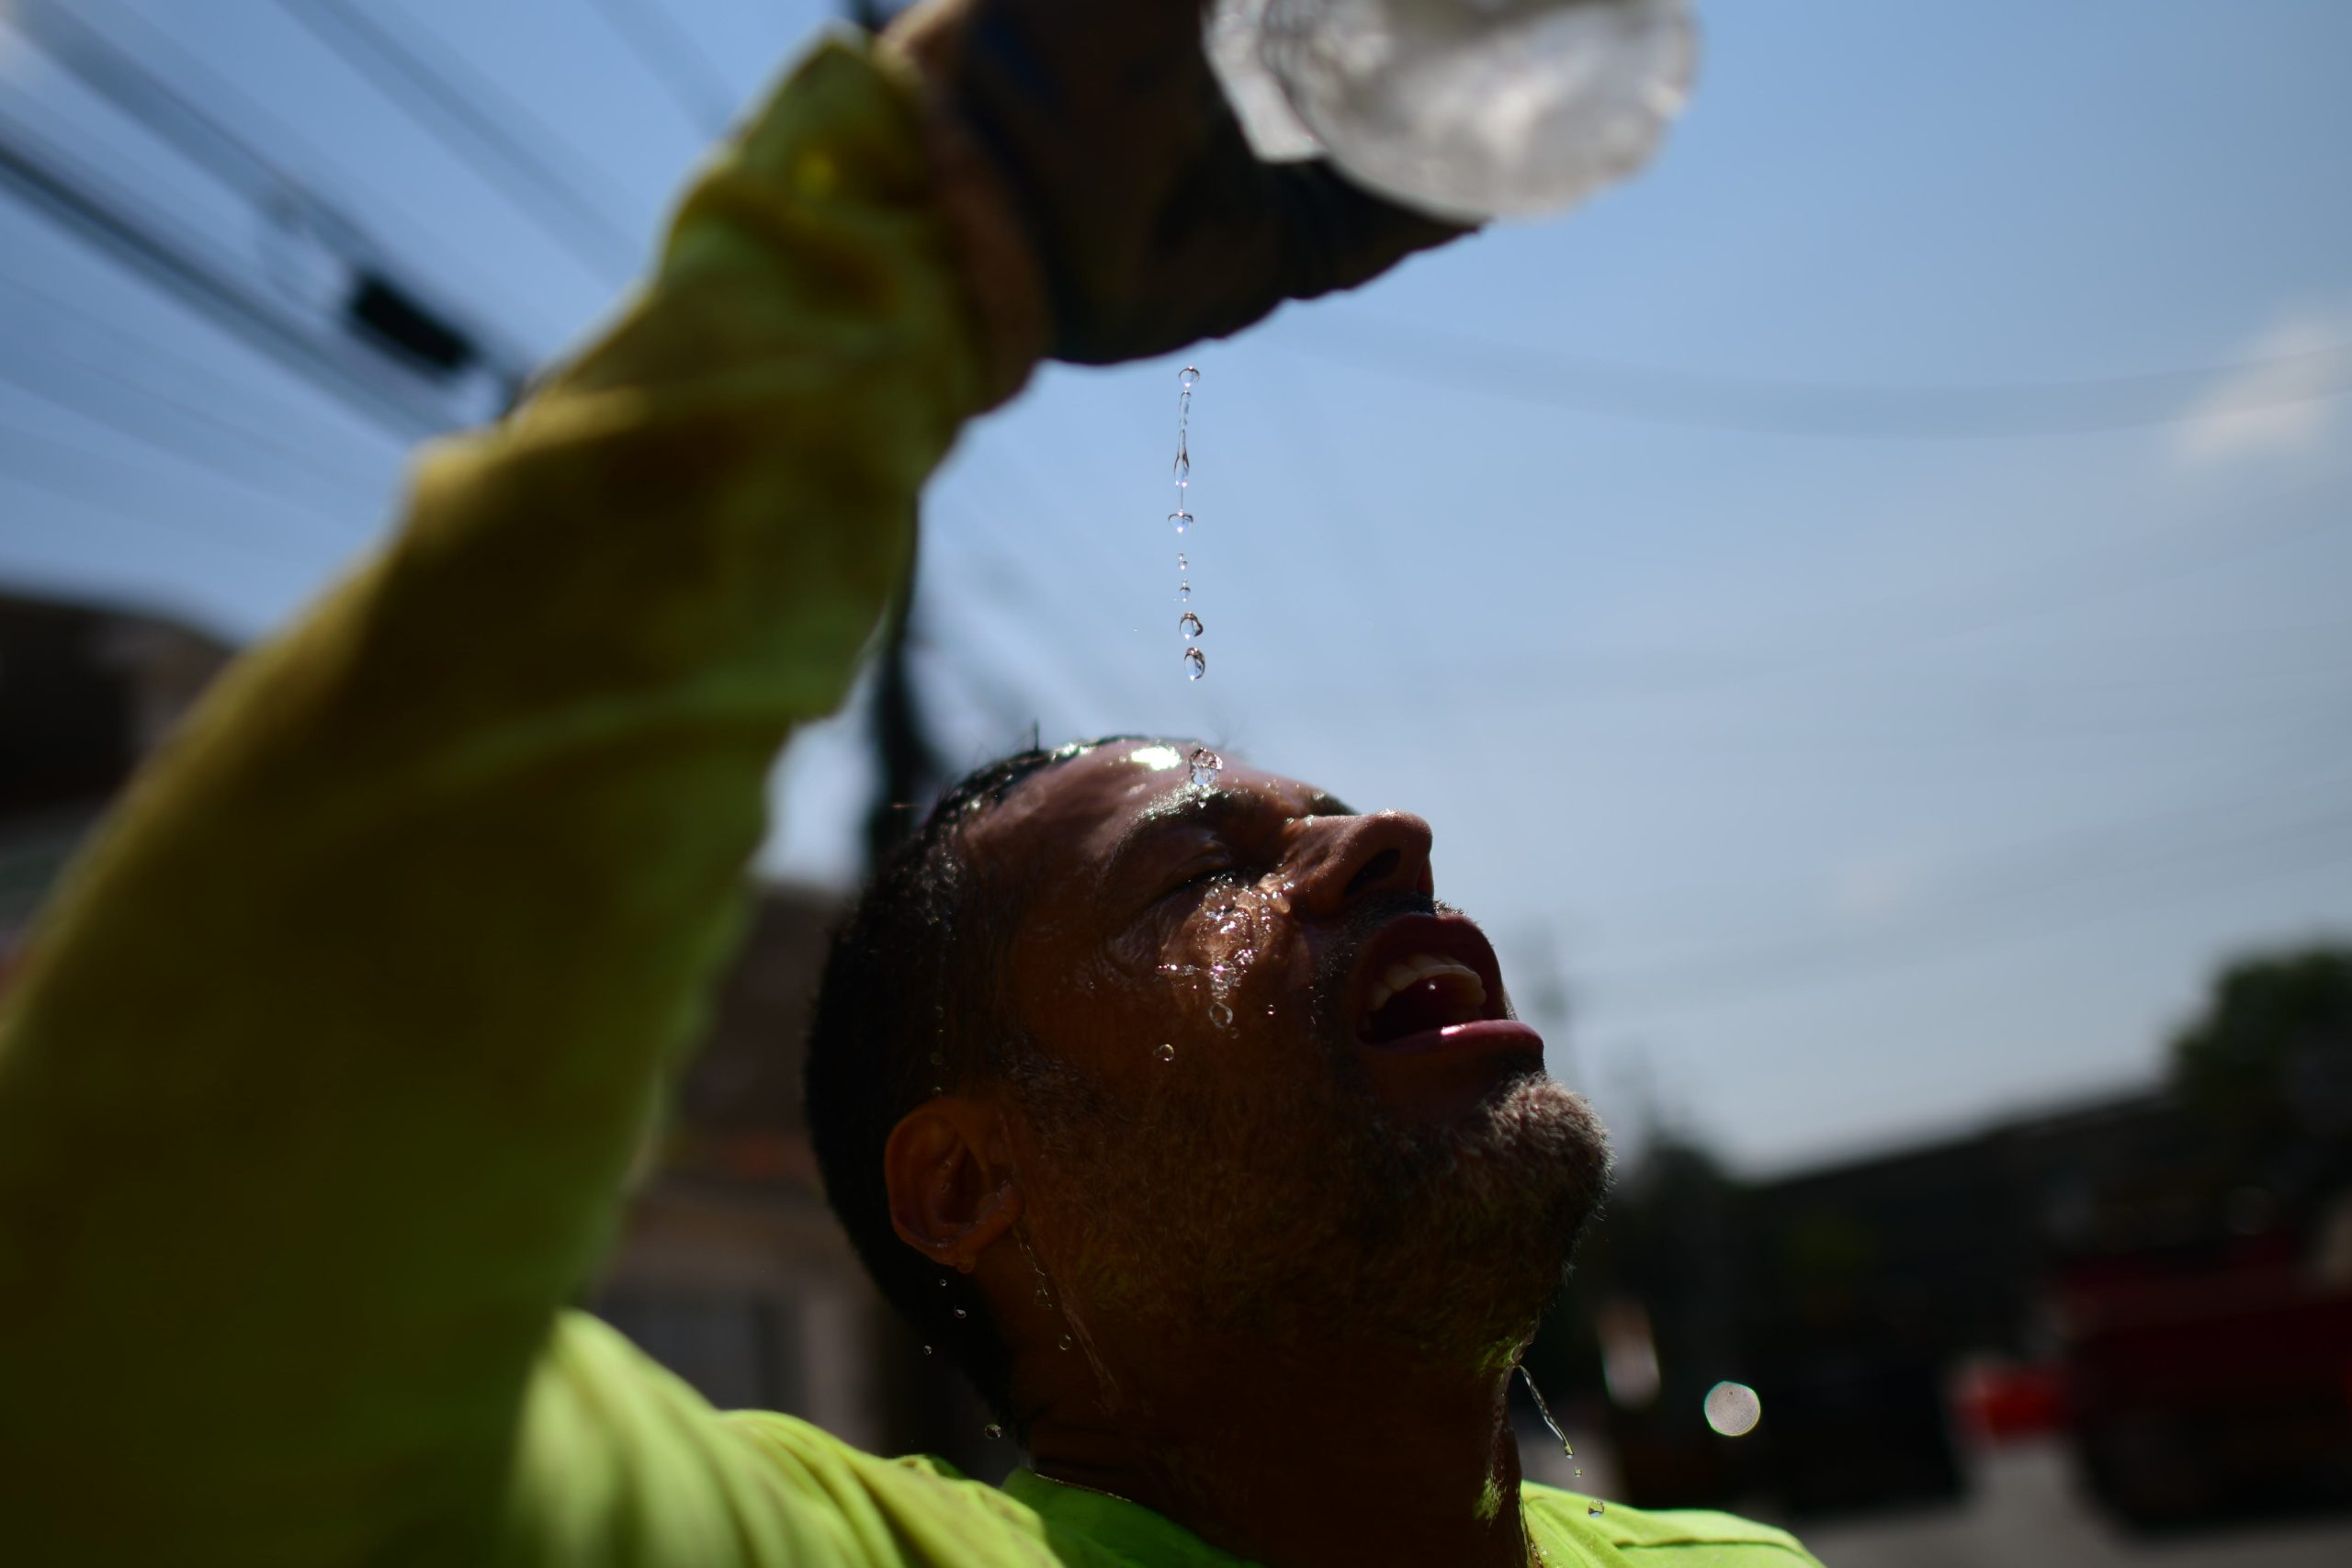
884;742;1574;1568
976;741;1545;1130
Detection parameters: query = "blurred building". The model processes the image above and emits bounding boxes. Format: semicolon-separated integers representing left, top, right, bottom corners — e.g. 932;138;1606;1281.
590;882;1004;1477
0;589;231;975
1566;1072;2352;1533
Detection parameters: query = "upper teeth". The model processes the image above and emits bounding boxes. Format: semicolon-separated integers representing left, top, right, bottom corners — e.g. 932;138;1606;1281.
1364;953;1486;1015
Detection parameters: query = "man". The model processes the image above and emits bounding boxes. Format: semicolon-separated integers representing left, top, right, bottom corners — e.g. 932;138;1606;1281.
0;1;1817;1564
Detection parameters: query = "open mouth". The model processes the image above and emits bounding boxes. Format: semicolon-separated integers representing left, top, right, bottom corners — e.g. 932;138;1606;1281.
1350;913;1516;1049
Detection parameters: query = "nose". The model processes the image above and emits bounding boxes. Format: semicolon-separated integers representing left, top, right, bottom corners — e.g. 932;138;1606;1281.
1288;810;1435;918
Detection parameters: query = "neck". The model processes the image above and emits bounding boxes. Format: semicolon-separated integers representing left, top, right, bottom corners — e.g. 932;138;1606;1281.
1021;1325;1532;1568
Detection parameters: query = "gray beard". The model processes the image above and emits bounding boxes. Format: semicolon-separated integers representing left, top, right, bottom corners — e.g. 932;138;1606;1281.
1008;1039;1611;1380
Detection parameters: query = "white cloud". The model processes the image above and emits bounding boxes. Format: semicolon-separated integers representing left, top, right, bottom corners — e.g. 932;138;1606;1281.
2173;310;2352;467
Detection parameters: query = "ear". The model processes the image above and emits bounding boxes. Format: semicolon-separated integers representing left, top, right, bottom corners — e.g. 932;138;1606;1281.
885;1098;1022;1272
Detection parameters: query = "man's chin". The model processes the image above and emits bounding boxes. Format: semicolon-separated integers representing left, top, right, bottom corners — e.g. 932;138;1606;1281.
1346;1075;1611;1357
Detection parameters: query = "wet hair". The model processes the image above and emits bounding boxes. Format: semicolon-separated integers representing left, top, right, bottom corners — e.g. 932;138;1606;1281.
802;736;1161;1419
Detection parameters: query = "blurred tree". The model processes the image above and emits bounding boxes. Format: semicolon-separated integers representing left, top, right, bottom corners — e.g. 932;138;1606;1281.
2170;944;2352;1142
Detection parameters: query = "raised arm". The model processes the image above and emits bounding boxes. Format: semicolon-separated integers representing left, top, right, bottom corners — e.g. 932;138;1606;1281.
0;36;1023;1563
0;6;1456;1562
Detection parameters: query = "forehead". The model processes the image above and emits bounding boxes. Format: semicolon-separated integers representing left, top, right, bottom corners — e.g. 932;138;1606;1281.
963;743;1319;884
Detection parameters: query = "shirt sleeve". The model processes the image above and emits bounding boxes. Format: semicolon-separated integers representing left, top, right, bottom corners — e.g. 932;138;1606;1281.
0;35;996;1567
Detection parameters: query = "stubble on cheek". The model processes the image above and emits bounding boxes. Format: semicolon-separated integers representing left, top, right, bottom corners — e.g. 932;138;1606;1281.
1007;891;1611;1364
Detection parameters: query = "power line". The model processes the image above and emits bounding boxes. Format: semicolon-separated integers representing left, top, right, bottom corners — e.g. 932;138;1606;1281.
0;310;390;503
0;412;325;563
0;267;396;472
1291;312;2352;440
586;0;738;135
274;0;643;284
0;361;368;536
0;107;458;439
8;0;536;394
1612;812;2352;1022
1584;773;2352;1018
1328;475;2352;715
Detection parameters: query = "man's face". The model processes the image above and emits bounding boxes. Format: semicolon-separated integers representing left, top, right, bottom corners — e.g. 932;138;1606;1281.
963;741;1609;1369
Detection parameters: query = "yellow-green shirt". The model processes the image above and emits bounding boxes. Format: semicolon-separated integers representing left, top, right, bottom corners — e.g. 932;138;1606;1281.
0;32;1817;1568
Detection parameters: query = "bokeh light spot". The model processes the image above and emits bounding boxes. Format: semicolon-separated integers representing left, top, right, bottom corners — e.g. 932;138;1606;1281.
1703;1380;1761;1438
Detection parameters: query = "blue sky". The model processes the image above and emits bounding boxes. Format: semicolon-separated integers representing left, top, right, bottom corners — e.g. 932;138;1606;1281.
3;0;2348;1172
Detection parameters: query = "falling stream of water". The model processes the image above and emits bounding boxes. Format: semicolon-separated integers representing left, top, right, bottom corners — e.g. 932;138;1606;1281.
1170;367;1224;789
1519;1364;1606;1518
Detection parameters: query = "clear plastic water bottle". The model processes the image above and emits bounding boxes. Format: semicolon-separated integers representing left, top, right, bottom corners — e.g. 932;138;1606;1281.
1206;0;1698;224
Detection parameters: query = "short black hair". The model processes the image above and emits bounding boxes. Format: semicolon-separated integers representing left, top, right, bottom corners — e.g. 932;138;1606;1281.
802;737;1160;1418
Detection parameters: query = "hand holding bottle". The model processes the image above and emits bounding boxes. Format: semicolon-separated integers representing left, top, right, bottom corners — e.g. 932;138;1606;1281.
888;0;1466;366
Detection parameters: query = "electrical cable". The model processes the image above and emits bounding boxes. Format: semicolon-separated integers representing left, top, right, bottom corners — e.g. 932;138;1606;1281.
0;412;324;563
6;0;538;389
1584;768;2352;1017
0;107;458;439
1337;477;2352;713
586;0;739;134
0;314;391;503
0;266;400;474
0;367;371;536
273;0;644;285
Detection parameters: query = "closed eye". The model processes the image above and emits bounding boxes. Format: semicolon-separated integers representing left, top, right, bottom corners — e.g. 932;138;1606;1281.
1171;864;1235;897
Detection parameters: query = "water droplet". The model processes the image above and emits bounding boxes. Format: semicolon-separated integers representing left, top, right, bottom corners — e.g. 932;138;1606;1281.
1168;511;1192;533
1035;1285;1051;1305
1588;1503;1606;1518
1177;553;1188;570
1172;451;1191;482
1156;1043;1176;1062
938;1277;949;1289
1183;647;1206;680
983;1423;1004;1440
952;1306;967;1320
1179;366;1200;391
1178;581;1191;601
1058;1333;1075;1351
1178;611;1204;639
1208;1001;1234;1029
1188;746;1222;787
1573;1466;1583;1479
920;1343;933;1355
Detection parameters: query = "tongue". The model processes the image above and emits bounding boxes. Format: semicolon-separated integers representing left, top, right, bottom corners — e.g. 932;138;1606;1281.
1363;974;1483;1046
